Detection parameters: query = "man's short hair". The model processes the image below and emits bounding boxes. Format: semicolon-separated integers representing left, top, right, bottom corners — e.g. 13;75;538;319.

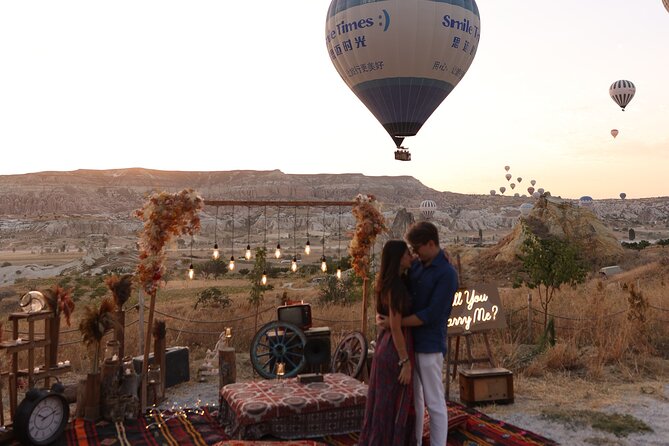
406;221;439;247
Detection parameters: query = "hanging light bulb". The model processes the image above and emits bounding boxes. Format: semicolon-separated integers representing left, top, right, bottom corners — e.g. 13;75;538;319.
336;266;342;279
291;255;298;272
212;243;220;260
229;255;235;271
320;255;327;273
245;244;252;260
275;243;281;259
261;270;267;285
188;263;195;280
304;240;311;255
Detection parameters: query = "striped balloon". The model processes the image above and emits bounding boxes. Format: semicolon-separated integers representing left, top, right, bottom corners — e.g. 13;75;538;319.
325;0;481;148
609;80;636;111
663;0;669;13
419;199;437;219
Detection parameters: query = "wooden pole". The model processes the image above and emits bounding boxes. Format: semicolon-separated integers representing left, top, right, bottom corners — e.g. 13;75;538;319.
361;277;368;337
140;291;156;412
527;292;533;343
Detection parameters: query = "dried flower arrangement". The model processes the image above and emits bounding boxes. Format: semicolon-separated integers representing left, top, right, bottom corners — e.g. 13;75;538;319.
78;297;118;374
105;274;134;310
43;285;75;326
349;194;387;278
135;189;204;296
152;319;166;341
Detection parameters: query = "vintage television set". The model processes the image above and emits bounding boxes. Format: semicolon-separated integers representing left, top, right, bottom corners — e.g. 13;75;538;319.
277;302;312;330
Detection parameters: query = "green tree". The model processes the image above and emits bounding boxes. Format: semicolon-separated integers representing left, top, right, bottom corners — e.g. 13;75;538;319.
247;247;273;333
194;287;231;310
514;232;587;330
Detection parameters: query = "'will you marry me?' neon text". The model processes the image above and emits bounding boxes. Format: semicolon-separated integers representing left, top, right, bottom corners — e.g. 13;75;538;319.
447;284;506;335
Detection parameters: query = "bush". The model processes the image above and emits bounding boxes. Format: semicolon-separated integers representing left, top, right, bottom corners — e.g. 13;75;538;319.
194;287;232;310
318;275;360;305
1;261;11;267
238;268;250;276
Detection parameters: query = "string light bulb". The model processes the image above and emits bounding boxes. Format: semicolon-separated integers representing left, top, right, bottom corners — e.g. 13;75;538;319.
291;255;298;272
336;266;342;279
261;270;267;285
275;243;281;259
245;244;252;260
212;243;220;260
229;255;235;271
304;240;310;255
188;263;195;280
320;255;327;273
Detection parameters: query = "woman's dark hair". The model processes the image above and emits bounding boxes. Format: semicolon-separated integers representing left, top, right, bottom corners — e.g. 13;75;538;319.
375;240;409;315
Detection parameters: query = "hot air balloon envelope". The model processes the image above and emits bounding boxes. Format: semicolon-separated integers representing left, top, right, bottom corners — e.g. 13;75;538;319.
499;187;506;194
530;179;536;186
490;190;496;196
527;186;535;195
579;196;594;207
520;203;533;216
609;80;635;111
510;183;516;189
325;0;481;147
663;0;669;13
620;192;626;200
419;199;437;219
532;191;540;198
611;129;619;139
505;174;512;181
504;165;510;172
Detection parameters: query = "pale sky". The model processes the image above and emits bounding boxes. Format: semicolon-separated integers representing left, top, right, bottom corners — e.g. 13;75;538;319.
1;1;667;199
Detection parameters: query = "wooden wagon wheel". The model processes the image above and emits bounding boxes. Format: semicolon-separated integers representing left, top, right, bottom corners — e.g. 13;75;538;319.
331;331;368;379
250;321;307;379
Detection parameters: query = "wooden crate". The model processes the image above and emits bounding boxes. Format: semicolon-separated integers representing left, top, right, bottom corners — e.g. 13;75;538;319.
459;367;514;406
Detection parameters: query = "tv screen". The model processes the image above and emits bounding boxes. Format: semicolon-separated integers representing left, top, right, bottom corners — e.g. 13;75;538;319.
277;304;312;329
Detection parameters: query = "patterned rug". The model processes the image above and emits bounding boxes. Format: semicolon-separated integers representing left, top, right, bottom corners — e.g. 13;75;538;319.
8;402;558;446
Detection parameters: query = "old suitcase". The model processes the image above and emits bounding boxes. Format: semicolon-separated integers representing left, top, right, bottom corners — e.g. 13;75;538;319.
459;367;514;406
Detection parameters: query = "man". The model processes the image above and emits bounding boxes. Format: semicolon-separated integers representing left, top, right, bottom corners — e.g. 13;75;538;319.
378;221;458;445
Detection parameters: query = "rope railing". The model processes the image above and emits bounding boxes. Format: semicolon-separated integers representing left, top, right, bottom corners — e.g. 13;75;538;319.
136;305;276;324
530;307;627;321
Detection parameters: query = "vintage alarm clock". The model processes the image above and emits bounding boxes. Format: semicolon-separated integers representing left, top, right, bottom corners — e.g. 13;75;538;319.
13;381;69;445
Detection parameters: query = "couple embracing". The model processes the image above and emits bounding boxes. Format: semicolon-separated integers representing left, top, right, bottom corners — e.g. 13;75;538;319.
359;221;459;446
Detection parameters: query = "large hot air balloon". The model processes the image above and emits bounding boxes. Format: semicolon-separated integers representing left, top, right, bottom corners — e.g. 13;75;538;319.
527;186;535;195
609;80;635;111
490;190;496;196
530;179;536;186
519;203;533;216
505;173;512;181
504;165;510;172
611;129;619;139
499;186;506;194
663;0;669;13
620;192;626;200
419;199;437;219
325;0;481;153
516;177;522;183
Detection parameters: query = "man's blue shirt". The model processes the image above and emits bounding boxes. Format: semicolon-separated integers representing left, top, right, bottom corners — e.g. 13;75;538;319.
408;249;459;354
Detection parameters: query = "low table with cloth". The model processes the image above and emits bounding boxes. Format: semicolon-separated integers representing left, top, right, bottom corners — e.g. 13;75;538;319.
219;373;367;440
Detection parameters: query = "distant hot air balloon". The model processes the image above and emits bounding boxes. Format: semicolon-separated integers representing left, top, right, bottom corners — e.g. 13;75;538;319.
609;80;635;111
505;174;512;181
620;192;626;200
499;186;506;194
527;186;535;195
517;177;522;183
490;190;496;196
537;188;545;195
611;129;619;139
325;0;481;153
504;165;510;172
530;179;536;186
514;193;520;197
510;183;516;190
579;196;594;207
519;203;533;216
532;191;540;198
419;199;437;219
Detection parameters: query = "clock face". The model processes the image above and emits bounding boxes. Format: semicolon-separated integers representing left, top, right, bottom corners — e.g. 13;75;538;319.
27;395;68;444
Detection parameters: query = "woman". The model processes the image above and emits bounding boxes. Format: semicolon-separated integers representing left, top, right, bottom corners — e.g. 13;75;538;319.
358;240;416;446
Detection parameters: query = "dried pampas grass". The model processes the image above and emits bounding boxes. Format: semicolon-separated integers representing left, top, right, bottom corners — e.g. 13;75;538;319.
43;285;75;326
105;274;134;309
78;297;119;373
